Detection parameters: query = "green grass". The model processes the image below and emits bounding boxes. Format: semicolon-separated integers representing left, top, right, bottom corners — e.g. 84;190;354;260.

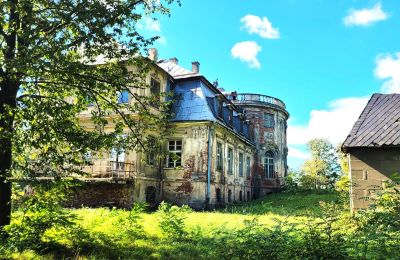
5;191;343;259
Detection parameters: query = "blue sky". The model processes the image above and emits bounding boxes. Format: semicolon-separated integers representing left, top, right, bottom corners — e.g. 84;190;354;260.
140;0;400;169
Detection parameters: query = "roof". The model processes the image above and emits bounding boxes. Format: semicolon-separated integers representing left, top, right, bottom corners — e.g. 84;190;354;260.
343;93;400;149
157;60;200;79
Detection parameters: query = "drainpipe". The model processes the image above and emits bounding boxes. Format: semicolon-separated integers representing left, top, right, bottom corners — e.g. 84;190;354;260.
206;123;214;207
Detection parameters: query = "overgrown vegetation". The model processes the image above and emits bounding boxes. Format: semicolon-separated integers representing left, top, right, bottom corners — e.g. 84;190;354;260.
2;186;400;259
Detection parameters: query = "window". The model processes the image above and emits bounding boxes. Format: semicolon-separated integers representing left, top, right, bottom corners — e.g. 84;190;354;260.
227;147;233;175
228;189;232;203
246;156;251;177
239;152;244;177
264;113;275;128
216;142;223;171
150;78;161;107
217;100;223;118
228;109;233;125
110;147;125;171
146;137;157;166
118;90;129;103
167;140;182;168
264;151;275;179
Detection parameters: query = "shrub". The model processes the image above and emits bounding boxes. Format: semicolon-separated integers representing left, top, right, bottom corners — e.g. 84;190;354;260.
157;202;191;241
5;180;76;252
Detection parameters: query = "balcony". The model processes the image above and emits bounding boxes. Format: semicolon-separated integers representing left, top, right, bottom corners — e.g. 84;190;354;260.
82;160;136;180
227;93;286;110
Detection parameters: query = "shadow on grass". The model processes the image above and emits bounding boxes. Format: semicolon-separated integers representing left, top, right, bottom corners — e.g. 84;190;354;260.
218;190;341;217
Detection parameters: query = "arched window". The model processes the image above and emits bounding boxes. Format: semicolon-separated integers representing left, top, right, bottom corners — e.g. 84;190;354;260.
264;151;275;179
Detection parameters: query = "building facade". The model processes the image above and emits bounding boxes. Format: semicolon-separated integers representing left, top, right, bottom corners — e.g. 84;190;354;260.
74;50;289;209
342;93;400;211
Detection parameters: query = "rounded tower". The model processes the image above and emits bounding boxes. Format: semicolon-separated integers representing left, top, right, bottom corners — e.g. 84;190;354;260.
226;92;289;197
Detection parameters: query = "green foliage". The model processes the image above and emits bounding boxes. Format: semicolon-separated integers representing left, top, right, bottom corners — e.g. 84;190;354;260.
300;138;342;189
4;180;76;252
0;0;179;230
157;202;191;241
350;177;400;259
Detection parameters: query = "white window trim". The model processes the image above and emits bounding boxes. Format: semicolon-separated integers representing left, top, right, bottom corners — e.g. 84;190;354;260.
166;139;182;168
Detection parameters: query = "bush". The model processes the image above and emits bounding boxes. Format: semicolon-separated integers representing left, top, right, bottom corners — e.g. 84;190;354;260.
157;202;191;241
5;180;76;252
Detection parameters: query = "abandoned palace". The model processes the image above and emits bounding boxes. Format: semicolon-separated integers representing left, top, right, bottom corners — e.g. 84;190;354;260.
74;49;289;209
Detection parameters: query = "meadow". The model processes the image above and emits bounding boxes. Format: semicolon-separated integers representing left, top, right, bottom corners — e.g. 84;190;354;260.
2;190;399;259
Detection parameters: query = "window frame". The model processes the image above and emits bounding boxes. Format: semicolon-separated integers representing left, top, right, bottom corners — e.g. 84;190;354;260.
264;113;275;128
167;140;182;168
227;147;233;175
246;156;251;177
238;152;244;177
264;151;275;179
216;142;223;171
150;78;161;107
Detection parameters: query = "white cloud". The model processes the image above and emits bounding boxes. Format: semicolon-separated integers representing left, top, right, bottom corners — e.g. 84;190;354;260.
288;97;369;146
343;3;388;26
375;52;400;93
144;17;161;32
231;41;262;69
241;14;280;39
288;147;310;160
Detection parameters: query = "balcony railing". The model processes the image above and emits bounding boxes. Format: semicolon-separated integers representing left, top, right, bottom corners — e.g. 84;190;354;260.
227;93;286;109
82;160;136;179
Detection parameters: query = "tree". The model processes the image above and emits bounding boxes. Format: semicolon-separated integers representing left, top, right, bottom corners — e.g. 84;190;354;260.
0;0;179;231
300;138;341;189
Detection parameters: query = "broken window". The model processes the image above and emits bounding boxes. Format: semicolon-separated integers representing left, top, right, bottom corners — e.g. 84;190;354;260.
227;147;233;175
167;140;182;168
264;113;275;128
239;152;244;177
264;151;275;179
216;142;223;171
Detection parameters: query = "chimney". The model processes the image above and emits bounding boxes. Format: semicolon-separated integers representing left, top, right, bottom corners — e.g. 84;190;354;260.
169;57;178;64
148;48;158;61
192;61;200;73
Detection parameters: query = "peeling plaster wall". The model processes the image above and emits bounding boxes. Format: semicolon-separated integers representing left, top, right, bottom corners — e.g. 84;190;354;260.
231;101;289;196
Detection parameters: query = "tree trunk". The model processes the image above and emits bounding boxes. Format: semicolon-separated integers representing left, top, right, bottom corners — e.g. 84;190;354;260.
0;113;13;231
0;81;17;232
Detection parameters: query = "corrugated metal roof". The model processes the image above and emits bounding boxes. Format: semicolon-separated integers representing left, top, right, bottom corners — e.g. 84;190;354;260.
343;93;400;148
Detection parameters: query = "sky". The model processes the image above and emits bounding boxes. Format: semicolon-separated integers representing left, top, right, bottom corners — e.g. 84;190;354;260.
139;0;400;169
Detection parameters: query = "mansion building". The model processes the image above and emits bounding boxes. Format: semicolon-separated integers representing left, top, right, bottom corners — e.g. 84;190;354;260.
74;49;289;209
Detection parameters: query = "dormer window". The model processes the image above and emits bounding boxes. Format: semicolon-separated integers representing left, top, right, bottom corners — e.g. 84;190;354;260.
228;108;233;125
218;99;223;118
